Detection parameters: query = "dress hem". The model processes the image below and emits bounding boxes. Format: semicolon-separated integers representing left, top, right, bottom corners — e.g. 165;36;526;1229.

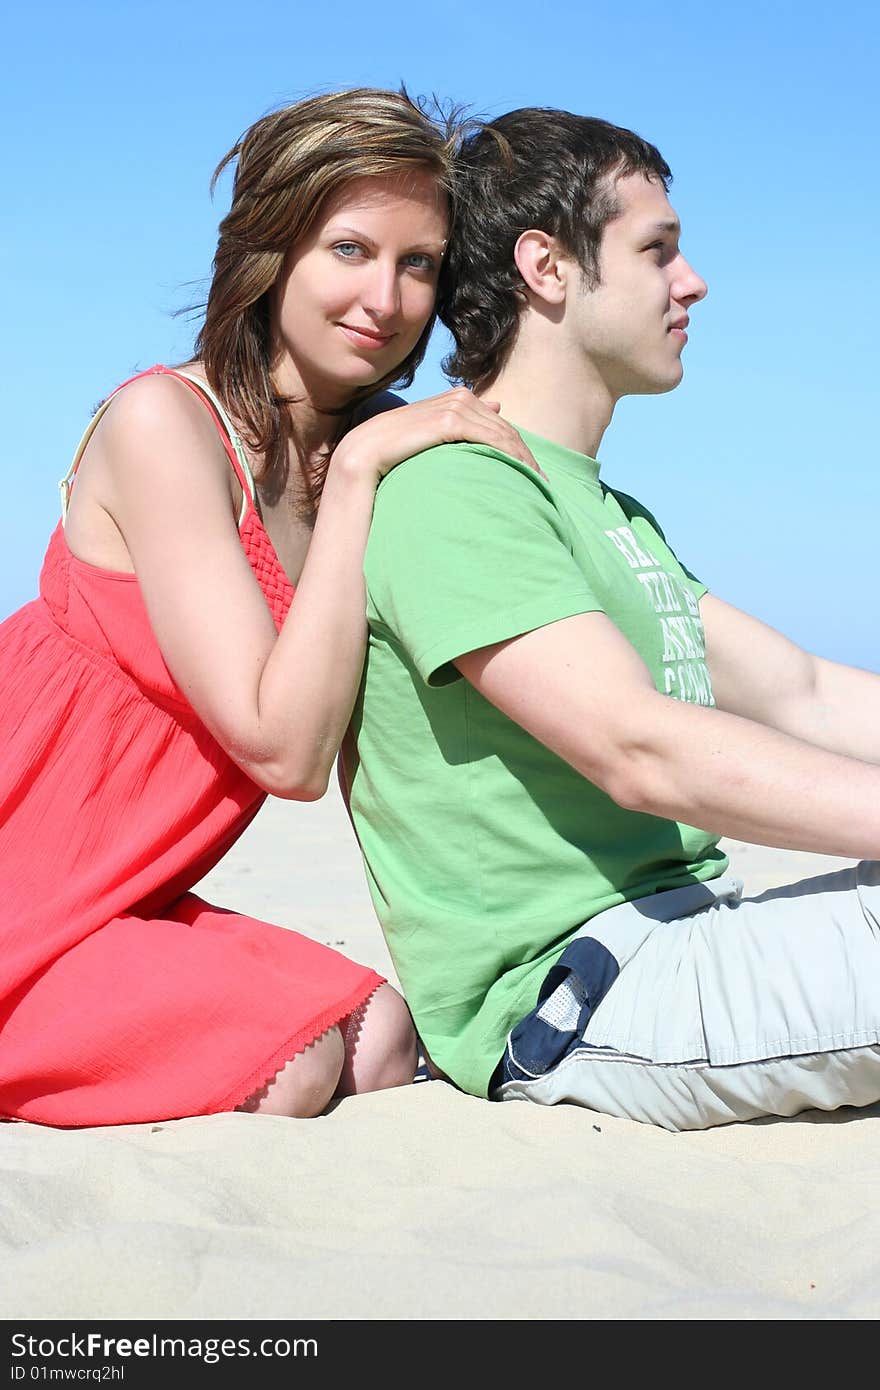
214;971;386;1113
0;973;387;1129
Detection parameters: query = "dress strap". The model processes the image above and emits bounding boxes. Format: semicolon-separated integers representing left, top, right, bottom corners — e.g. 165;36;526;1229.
167;368;258;515
58;365;258;527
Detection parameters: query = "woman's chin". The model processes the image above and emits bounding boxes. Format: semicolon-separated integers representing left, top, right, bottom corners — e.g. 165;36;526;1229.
283;351;404;407
332;357;400;394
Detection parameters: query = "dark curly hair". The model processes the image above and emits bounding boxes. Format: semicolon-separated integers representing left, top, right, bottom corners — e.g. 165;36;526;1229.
438;109;672;389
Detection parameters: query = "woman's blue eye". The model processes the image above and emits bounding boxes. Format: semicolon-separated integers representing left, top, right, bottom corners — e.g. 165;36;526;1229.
331;244;435;270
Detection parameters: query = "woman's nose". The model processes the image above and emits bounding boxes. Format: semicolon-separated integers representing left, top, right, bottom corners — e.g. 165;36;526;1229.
362;262;400;320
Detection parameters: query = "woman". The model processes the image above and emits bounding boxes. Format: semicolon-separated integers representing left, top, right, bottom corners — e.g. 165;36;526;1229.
0;88;533;1127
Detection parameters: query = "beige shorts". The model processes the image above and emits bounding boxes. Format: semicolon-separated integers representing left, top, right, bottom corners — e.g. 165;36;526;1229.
493;863;880;1131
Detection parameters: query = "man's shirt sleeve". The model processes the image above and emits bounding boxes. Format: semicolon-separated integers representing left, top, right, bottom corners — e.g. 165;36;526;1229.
365;443;604;686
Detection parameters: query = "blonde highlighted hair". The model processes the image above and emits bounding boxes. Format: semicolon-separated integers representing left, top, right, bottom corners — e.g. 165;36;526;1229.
194;87;459;491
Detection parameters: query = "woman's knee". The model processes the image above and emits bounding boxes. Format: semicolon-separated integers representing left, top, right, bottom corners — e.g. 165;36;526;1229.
372;983;419;1087
238;1025;345;1118
338;983;418;1095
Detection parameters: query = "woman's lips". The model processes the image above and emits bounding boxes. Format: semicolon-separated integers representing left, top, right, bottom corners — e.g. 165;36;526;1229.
338;323;395;351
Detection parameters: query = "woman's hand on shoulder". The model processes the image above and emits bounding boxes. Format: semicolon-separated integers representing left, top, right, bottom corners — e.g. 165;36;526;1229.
331;387;545;484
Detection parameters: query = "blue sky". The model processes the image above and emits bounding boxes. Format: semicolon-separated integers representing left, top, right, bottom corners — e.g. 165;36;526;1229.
3;0;877;668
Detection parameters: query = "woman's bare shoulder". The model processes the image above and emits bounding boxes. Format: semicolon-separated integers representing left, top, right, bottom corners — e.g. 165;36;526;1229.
97;369;220;443
79;368;241;527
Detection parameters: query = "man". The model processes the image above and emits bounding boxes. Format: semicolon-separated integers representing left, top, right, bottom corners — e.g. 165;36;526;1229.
342;108;880;1130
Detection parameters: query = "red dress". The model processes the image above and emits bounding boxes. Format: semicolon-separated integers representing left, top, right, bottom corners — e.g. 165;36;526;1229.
0;367;383;1127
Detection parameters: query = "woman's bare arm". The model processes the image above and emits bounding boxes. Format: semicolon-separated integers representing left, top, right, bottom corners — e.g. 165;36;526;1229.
83;376;535;798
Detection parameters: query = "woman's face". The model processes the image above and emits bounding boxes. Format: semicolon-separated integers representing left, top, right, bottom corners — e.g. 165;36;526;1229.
271;169;448;407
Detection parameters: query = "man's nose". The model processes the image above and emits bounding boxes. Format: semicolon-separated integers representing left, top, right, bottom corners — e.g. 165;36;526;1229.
675;255;707;306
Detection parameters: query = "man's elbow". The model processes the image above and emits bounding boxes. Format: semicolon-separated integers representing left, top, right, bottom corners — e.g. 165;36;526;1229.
597;758;658;815
586;726;677;817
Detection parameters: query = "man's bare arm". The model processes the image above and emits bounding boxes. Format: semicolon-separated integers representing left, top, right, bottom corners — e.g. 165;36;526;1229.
454;611;880;860
701;593;880;764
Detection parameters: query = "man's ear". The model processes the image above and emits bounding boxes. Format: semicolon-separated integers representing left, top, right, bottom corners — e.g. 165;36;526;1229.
513;230;568;306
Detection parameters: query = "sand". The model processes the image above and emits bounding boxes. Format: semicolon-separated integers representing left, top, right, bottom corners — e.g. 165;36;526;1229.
2;785;877;1322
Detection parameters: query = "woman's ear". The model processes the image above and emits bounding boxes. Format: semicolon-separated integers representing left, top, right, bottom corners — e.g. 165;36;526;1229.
512;230;568;306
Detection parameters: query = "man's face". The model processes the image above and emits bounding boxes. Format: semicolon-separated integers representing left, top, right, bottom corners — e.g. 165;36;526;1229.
566;172;707;401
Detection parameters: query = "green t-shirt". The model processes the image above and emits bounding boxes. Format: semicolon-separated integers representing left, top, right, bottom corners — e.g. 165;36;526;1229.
345;428;728;1097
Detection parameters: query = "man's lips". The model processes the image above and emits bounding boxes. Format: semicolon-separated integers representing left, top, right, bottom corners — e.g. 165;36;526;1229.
668;315;689;341
338;323;395;350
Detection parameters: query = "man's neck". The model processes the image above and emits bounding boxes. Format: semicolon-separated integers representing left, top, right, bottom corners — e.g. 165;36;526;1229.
475;341;616;462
